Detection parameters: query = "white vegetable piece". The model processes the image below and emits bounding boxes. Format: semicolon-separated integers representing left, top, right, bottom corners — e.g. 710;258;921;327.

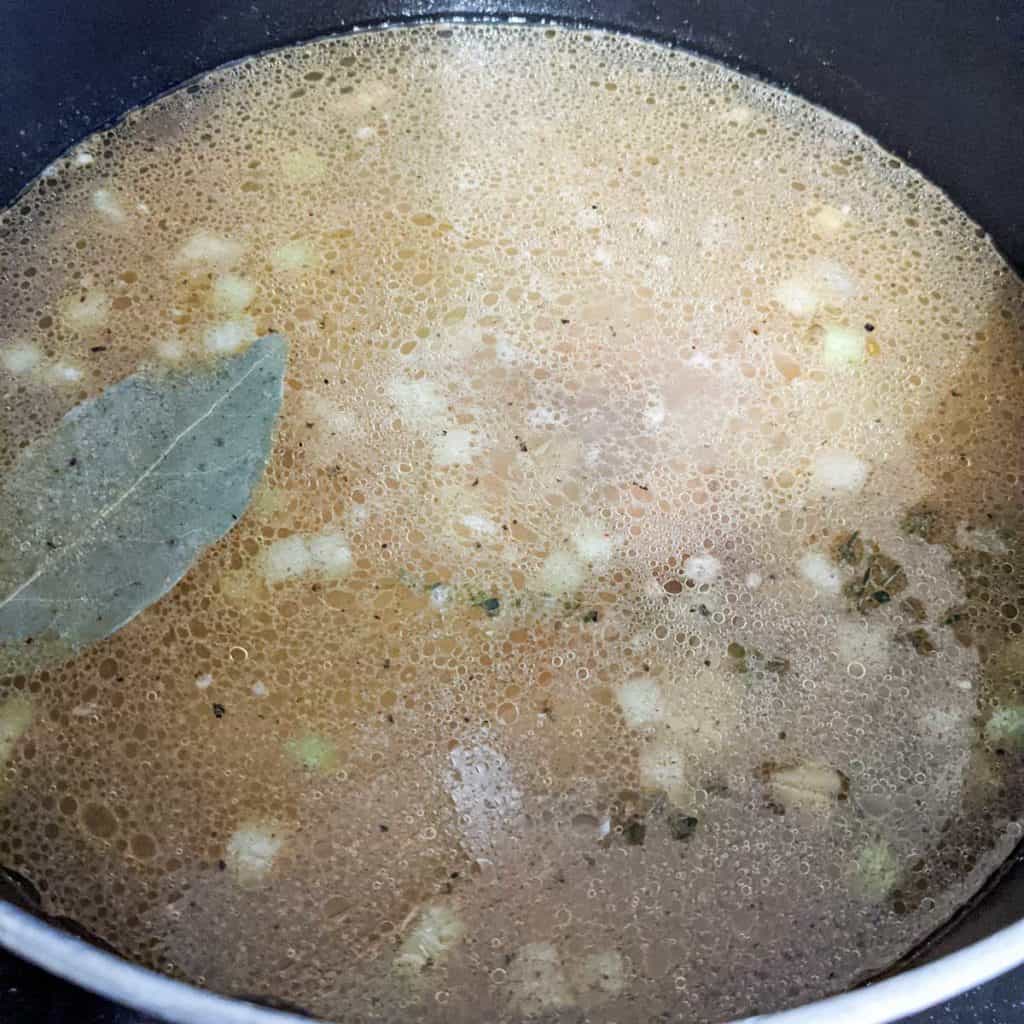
683;553;721;585
433;427;478;467
280;147;328;183
643;398;667;430
429;584;452;612
154;339;185;362
61;289;110;330
773;279;819;318
260;532;353;585
91;188;127;224
261;535;313;584
799;551;843;594
535;550;587;596
721;105;753;125
211;274;256;314
615;677;666;728
0;695;33;769
1;343;42;375
811;204;849;236
821;325;866;369
768;763;846;814
572;522;617;566
571;949;626;997
774;259;857;318
811;258;857;301
270;239;318;272
509;942;576;1012
461;514;498;536
178;231;244;267
46;362;84;385
225;822;284;886
394;904;466;974
813;448;869;494
852;838;900;902
387;376;447;427
204;318;256;355
306;531;353;579
955;521;1009;556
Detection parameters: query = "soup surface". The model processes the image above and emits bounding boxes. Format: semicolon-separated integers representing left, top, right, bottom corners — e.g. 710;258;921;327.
1;22;1024;1023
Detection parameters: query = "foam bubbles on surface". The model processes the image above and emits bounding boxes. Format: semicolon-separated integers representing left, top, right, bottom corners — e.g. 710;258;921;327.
1;20;1023;1024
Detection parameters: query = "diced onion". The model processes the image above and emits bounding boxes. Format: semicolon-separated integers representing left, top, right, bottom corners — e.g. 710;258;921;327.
799;551;842;593
270;239;318;271
433;428;478;467
852;838;900;902
813;449;869;494
509;943;575;1011
683;553;721;585
768;763;845;813
821;324;866;369
810;204;849;236
211;274;256;314
260;531;353;584
225;823;284;885
91;188;127;224
394;904;465;974
204;318;256;355
535;550;587;596
571;522;616;565
571;950;626;997
61;290;111;330
178;231;244;267
1;343;42;375
615;677;665;728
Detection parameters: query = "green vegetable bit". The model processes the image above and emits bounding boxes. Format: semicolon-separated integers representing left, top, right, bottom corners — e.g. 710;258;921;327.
285;733;339;772
984;707;1024;751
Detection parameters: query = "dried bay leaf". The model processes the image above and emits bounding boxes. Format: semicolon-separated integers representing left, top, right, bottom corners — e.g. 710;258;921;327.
0;335;287;670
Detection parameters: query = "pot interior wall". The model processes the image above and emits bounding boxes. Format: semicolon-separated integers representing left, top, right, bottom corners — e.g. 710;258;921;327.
3;1;1023;271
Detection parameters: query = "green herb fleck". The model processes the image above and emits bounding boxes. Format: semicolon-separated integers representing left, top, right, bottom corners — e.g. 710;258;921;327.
901;503;943;543
900;596;927;622
904;628;935;656
582;609;600;623
844;549;907;613
623;817;646;846
984;707;1024;751
666;812;699;841
835;531;864;565
475;596;501;617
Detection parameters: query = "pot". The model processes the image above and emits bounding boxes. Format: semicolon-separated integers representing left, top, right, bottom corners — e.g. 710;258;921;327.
1;2;1022;1022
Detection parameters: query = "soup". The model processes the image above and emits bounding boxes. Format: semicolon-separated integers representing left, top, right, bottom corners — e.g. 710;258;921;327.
1;22;1023;1023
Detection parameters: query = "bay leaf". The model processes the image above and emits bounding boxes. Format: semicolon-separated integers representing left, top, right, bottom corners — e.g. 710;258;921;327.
0;334;287;670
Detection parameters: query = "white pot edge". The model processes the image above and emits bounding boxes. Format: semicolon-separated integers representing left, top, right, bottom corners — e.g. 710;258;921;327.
3;899;1024;1024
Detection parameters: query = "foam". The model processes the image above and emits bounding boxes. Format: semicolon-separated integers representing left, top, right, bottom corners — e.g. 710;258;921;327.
0;21;1022;1024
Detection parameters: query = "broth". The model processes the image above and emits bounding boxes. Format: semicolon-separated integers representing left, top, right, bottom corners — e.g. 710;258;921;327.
1;22;1023;1022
